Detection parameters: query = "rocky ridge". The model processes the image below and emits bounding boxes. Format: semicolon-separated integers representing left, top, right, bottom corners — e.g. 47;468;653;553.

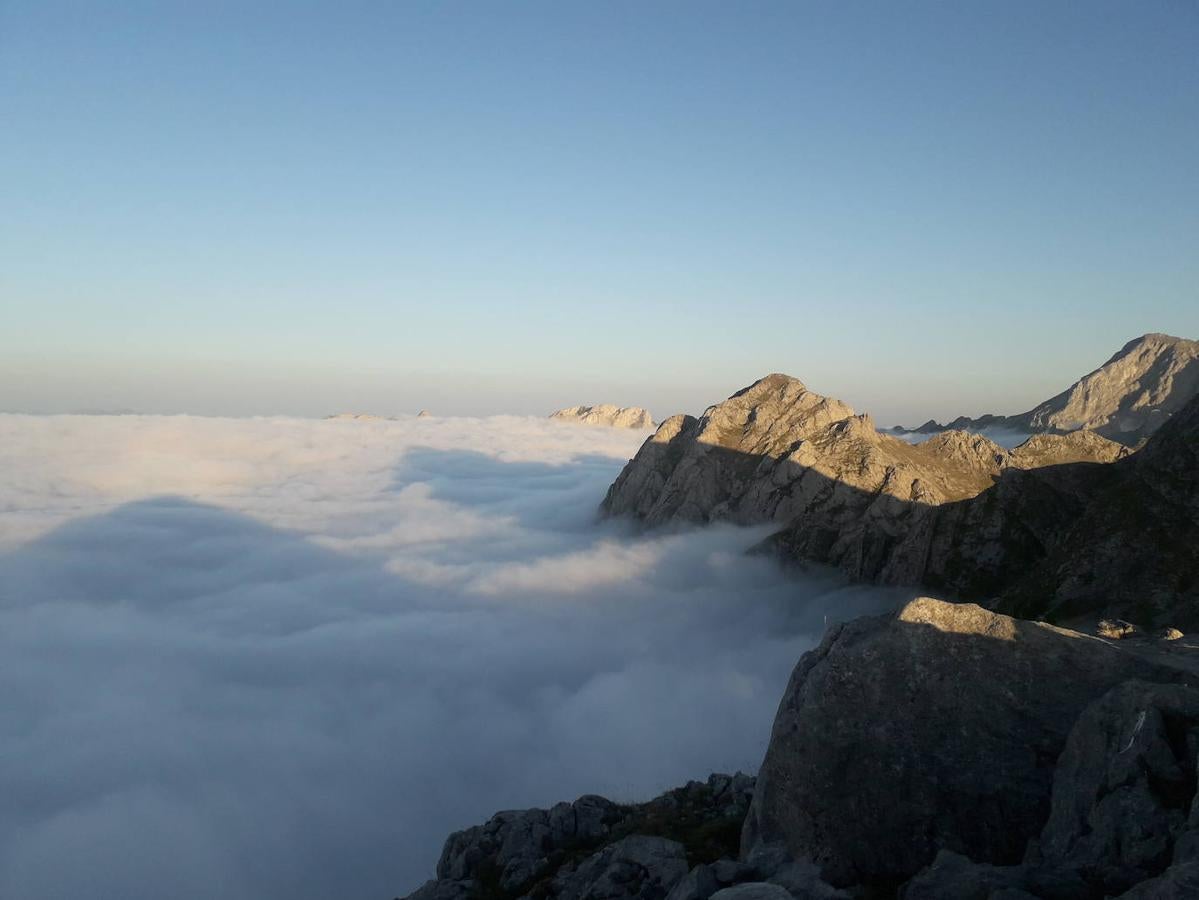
602;371;1197;627
774;384;1199;626
601;374;1125;530
551;405;656;430
895;333;1199;446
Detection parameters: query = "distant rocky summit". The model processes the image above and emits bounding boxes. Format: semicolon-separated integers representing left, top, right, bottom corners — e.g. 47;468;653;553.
550;405;655;429
601;370;1198;628
895;333;1199;445
403;598;1199;900
325;412;397;421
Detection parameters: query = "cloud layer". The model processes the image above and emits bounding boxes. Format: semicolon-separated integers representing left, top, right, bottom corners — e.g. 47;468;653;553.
0;414;914;899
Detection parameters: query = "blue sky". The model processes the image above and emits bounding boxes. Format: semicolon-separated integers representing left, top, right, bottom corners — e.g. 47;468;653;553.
2;1;1197;422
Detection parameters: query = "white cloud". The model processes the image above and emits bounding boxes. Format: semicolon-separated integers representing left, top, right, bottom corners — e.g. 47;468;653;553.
0;413;914;899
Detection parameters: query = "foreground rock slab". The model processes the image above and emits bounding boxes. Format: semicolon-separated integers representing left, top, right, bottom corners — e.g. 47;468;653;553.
741;598;1187;891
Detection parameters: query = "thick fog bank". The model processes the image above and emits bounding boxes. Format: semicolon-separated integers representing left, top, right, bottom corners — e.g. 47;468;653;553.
0;415;915;899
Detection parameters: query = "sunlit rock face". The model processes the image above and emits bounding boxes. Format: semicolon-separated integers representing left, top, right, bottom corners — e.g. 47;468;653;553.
741;598;1185;891
600;374;1034;529
599;374;1130;601
1019;333;1199;443
893;333;1199;446
602;369;1199;627
602;374;1129;532
550;404;656;429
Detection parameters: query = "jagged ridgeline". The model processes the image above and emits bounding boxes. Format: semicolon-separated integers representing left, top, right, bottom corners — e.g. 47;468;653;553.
600;344;1199;628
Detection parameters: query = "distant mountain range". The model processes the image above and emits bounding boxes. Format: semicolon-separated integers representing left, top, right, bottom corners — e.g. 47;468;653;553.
550;404;655;429
894;333;1199;445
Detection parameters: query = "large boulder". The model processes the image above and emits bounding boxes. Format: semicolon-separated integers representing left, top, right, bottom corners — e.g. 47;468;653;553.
741;598;1184;890
402;774;754;900
551;835;689;900
436;795;619;891
1116;861;1199;898
707;885;792;900
1036;681;1199;895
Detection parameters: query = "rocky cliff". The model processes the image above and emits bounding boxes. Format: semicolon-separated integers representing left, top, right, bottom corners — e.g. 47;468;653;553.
551;405;656;429
897;333;1199;445
403;599;1199;900
742;598;1192;893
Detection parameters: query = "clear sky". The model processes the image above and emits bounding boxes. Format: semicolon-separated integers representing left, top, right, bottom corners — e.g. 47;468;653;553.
2;1;1197;423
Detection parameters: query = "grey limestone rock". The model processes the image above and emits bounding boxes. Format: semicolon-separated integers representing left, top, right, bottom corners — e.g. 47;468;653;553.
707;884;793;900
1038;681;1199;895
741;598;1183;890
898;333;1199;446
663;864;719;900
552;835;689;900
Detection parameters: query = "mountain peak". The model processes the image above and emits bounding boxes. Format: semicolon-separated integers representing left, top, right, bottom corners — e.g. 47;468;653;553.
730;373;807;399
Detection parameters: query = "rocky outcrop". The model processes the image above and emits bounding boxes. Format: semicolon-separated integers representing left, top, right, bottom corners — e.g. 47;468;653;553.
896;678;1199;899
1004;430;1131;468
1034;681;1199;895
896;334;1199;446
549;836;689;900
550;405;655;429
402;774;758;900
741;598;1191;893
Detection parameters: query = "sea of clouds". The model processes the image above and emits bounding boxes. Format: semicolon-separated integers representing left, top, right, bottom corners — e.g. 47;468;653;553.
0;414;915;900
